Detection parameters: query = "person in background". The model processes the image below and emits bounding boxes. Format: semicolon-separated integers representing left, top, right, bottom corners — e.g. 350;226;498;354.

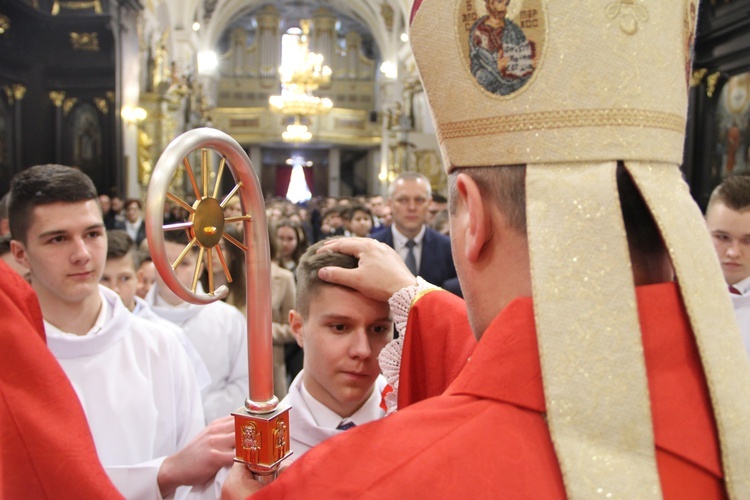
145;228;249;423
319;206;346;239
273;218;308;275
705;174;750;358
99;194;118;230
121;198;147;246
103;229;211;392
344;204;374;238
371;171;458;292
426;193;448;225
200;225;296;398
272;219;309;385
135;251;158;299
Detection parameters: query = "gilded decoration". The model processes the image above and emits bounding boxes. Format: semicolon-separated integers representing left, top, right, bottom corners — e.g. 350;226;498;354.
63;97;78;116
70;32;99;51
4;84;26;104
690;68;709;88
414;149;446;193
94;97;108;114
52;1;102;15
707;72;721;98
0;13;10;35
106;91;115;102
137;129;153;186
604;0;649;35
49;90;66;107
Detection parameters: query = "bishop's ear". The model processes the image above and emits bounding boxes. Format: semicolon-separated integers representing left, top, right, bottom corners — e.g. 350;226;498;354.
455;173;490;263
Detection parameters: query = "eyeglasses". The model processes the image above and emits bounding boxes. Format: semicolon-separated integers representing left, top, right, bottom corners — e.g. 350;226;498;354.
393;197;428;207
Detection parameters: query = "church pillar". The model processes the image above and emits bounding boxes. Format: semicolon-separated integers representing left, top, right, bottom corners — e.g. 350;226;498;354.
328;147;340;197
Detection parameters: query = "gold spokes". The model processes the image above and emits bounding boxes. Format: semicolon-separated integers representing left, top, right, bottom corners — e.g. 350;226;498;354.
161;148;251;296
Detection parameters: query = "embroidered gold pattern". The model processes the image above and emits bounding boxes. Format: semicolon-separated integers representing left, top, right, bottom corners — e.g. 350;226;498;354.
605;0;649;35
440;108;685;140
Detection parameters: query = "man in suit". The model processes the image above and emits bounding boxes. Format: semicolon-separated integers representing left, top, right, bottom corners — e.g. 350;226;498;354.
119;198;147;247
371;172;458;293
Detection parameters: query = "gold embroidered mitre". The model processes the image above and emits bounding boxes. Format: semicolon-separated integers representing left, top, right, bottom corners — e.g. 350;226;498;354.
410;1;750;498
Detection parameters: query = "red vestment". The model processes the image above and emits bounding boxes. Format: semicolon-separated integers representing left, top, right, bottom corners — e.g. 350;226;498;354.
252;283;726;498
0;261;122;499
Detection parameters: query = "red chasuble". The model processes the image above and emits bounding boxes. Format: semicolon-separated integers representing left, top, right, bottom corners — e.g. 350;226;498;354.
0;261;122;499
252;282;726;499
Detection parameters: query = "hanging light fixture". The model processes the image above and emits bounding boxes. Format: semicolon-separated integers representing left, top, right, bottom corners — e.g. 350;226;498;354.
269;20;334;142
281;117;313;143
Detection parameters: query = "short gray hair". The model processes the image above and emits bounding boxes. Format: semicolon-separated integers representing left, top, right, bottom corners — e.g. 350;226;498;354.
388;171;433;199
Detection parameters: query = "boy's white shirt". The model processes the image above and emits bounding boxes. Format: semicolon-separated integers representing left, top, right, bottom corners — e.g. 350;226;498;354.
132;295;212;392
45;285;207;499
281;371;387;458
145;282;249;422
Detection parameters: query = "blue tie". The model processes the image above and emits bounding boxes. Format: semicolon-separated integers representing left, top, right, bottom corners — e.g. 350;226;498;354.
336;420;356;431
405;239;417;276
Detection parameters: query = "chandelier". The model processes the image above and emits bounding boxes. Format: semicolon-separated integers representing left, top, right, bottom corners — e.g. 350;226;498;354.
269;20;334;142
282;117;313;143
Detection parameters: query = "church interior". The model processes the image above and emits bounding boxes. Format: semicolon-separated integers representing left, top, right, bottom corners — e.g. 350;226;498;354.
0;0;748;207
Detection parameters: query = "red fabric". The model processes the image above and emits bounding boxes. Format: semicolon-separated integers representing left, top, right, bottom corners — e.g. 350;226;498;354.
275;165;293;198
0;260;122;499
405;282;726;498
251;282;726;498
397;289;475;409
410;0;424;24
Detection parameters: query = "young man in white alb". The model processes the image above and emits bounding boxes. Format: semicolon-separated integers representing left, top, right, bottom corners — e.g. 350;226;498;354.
8;164;234;499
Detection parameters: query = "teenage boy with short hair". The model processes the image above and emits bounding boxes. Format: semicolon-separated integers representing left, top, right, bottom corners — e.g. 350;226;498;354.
8;164;233;499
102;229;211;391
706;174;750;357
281;239;392;457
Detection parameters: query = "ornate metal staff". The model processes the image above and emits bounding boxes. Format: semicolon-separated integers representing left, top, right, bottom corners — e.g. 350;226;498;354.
145;127;291;482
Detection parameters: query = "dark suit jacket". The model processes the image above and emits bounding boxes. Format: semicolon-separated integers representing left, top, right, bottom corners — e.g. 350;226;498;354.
371;226;460;295
113;219;146;247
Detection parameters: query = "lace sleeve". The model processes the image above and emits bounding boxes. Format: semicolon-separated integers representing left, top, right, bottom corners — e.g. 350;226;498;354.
378;277;439;414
